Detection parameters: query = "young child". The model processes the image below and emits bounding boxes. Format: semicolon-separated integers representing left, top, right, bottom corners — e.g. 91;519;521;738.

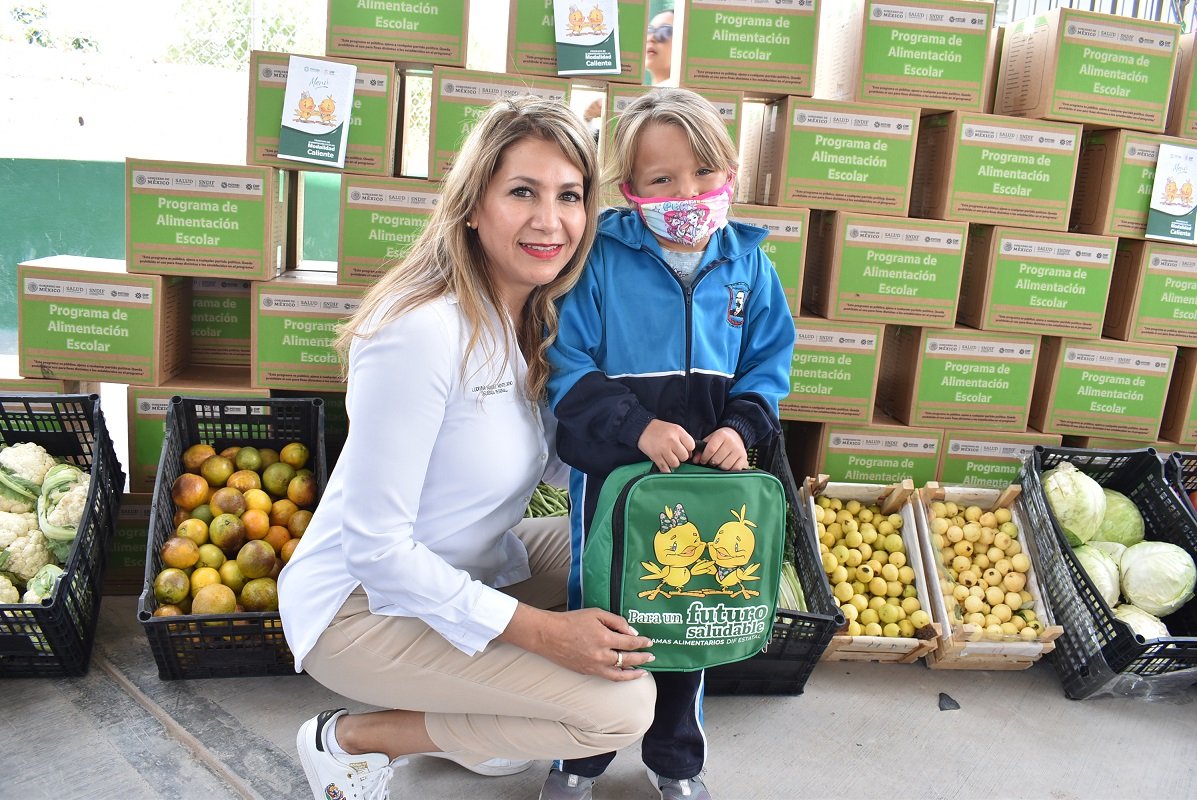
542;88;795;800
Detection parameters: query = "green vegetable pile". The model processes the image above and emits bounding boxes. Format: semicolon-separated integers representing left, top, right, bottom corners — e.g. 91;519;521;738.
1040;462;1196;639
0;442;91;605
524;483;570;518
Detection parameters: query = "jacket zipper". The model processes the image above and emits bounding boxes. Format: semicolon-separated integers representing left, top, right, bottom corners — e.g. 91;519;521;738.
681;258;727;430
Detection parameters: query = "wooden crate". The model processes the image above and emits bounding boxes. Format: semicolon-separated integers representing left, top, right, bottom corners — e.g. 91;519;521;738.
804;477;942;664
913;482;1064;670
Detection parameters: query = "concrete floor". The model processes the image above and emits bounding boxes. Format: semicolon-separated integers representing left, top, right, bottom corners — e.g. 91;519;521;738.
3;595;1195;800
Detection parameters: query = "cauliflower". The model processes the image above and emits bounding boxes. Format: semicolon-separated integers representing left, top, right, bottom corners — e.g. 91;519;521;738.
0;487;33;514
46;477;89;531
0;574;18;604
0;511;38;548
0;442;58;487
0;512;55;582
22;563;64;604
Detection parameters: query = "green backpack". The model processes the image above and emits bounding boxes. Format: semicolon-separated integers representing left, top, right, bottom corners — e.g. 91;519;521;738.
582;461;786;672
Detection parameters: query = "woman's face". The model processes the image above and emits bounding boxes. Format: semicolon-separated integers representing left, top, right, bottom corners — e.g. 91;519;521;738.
645;11;673;84
469;136;587;314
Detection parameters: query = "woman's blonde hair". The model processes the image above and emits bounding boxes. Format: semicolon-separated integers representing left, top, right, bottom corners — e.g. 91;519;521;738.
335;95;599;401
603;87;739;190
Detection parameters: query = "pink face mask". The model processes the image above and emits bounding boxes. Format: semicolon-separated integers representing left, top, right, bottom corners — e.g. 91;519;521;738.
621;178;734;248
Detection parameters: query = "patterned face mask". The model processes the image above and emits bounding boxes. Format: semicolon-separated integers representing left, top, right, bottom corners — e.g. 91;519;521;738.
621;178;734;248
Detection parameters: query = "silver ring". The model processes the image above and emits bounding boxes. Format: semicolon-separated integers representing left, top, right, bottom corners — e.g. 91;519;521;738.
615;651;624;669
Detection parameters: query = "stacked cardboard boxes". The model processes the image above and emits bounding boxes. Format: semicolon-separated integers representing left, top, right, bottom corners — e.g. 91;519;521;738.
15;1;1197;539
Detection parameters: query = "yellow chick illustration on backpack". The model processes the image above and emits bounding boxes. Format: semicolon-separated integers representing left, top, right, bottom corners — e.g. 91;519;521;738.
639;503;707;600
701;505;761;599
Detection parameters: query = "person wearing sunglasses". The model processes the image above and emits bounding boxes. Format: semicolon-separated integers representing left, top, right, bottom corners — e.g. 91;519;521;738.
645;10;675;86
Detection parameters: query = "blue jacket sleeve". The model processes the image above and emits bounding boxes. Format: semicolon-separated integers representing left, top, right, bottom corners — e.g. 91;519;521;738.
717;249;795;448
547;248;655;461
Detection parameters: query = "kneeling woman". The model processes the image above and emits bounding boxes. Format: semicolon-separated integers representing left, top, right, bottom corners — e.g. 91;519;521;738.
279;96;656;800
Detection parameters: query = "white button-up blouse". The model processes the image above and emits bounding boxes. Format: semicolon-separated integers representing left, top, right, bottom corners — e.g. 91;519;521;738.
279;295;567;670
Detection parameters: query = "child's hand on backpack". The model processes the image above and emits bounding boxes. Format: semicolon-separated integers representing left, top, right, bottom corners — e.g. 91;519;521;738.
637;419;695;472
693;427;748;471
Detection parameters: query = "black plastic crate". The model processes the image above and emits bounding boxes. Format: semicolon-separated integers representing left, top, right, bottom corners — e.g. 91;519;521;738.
706;435;844;695
1022;446;1197;699
136;396;325;680
1167;452;1196;509
0;394;124;677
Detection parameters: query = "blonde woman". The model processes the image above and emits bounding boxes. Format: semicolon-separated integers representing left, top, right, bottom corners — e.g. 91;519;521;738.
279;96;655;800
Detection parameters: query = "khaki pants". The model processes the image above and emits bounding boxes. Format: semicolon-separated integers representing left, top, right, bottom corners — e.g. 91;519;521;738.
303;516;657;765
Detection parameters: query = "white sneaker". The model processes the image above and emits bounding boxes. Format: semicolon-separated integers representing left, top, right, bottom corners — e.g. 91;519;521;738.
423;750;533;776
297;708;397;800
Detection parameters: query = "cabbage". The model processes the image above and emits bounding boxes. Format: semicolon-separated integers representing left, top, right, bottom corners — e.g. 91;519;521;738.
1114;603;1170;640
1041;462;1106;546
1119;541;1197;618
1091;488;1145;547
1089;540;1127;569
1073;545;1120;608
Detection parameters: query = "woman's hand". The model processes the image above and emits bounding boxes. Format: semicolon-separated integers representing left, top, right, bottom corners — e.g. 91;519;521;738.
693;426;748;471
637;419;695;473
500;604;654;681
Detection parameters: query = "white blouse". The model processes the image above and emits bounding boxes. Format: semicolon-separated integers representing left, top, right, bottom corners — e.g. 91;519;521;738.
278;295;567;670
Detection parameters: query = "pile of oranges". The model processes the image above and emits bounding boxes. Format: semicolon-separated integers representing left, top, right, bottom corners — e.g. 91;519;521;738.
151;441;316;617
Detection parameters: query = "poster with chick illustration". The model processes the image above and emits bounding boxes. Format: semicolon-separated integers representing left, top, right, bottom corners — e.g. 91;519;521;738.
1146;142;1197;244
553;0;621;76
278;55;356;169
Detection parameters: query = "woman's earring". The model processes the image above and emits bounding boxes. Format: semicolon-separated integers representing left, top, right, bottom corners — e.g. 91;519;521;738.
466;220;476;230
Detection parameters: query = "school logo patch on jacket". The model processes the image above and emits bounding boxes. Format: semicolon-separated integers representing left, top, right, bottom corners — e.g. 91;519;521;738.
726;282;750;327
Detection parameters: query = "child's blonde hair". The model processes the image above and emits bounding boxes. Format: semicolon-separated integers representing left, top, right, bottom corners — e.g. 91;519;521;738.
603;87;739;190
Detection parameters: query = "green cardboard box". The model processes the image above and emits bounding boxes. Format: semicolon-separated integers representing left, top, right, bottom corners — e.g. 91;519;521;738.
1070;129;1192;239
251;271;363;391
1161;347;1197;445
804;211;966;326
813;0;995;113
0;355;80;394
756;97;918;214
428;68;569;180
994;8;1179;133
781;316;881;424
1029;336;1176;440
939;429;1062;488
730;204;807;316
191;278;251;367
248;51;402;177
103;493;152;595
126;159;290;280
787;413;943;485
126;367;268;493
877;325;1040;431
1167;32;1197;138
959;226;1115;339
910;111;1081;232
676;0;822;98
18;256;189;386
326;0;469;66
339;176;440;286
507;0;646;84
1105;240;1197;347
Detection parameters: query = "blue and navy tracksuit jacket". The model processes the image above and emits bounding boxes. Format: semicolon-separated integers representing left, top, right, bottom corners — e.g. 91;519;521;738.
547;207;796;609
